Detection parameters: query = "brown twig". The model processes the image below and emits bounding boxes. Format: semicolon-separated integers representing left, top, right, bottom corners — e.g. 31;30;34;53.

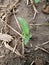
27;0;29;5
30;0;39;19
27;0;39;19
30;61;35;65
34;41;49;54
0;55;5;58
0;5;7;8
0;18;24;39
13;38;20;53
0;0;20;34
35;41;49;51
22;39;24;55
0;0;20;20
4;15;9;33
13;9;21;31
35;46;49;54
30;23;49;26
4;41;23;57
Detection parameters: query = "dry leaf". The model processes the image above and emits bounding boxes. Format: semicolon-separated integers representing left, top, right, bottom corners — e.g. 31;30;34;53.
0;33;13;42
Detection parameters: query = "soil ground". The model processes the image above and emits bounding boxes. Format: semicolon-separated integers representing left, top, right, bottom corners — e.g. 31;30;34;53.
0;0;49;65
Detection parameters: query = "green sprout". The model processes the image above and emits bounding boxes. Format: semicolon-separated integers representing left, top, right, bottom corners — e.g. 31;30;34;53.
34;0;40;3
18;17;32;45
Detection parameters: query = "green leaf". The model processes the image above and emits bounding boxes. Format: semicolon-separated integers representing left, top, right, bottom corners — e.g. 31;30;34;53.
34;0;40;3
18;17;32;45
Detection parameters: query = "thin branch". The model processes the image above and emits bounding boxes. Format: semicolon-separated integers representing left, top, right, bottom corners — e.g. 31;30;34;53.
0;5;7;8
0;0;20;18
33;12;36;19
13;38;19;53
40;41;49;46
35;41;49;51
0;55;5;58
30;0;39;19
27;0;29;5
30;24;43;26
4;41;23;57
21;39;24;55
0;18;24;39
30;61;35;65
13;9;21;31
30;23;49;26
35;46;49;54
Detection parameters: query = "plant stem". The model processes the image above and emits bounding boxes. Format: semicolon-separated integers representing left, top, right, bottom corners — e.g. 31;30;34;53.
30;23;49;26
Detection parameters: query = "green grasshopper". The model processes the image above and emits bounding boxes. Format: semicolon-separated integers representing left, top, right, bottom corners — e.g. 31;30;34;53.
18;17;32;45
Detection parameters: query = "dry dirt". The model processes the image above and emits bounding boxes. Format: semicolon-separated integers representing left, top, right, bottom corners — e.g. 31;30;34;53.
0;0;49;65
